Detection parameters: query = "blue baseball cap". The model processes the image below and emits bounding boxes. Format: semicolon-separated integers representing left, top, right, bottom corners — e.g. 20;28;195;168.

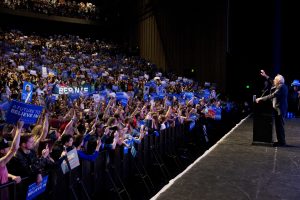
291;80;300;86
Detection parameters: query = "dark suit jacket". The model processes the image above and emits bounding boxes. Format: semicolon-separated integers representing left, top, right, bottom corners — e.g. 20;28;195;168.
260;83;288;116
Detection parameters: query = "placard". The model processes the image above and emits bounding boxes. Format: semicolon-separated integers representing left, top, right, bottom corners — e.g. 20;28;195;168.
61;148;80;174
26;175;48;200
6;100;43;125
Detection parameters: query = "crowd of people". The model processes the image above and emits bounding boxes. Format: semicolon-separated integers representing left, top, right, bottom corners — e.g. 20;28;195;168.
0;29;243;199
0;0;99;20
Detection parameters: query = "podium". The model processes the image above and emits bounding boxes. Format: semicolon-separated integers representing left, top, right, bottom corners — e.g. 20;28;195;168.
252;99;274;145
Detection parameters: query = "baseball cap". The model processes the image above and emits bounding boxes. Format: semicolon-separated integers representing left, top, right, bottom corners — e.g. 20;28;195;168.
291;80;300;86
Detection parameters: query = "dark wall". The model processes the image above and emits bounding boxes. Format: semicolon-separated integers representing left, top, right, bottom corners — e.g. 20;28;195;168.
156;0;227;88
226;0;274;101
281;1;300;82
130;0;228;91
130;0;300;102
227;0;300;101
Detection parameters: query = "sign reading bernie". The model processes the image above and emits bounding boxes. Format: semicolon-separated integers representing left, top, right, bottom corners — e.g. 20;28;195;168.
58;86;89;94
54;85;91;95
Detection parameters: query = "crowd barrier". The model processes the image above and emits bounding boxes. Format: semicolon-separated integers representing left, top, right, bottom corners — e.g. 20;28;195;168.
0;113;243;200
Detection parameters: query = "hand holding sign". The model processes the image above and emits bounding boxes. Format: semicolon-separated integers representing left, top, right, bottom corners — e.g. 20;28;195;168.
17;120;24;130
26;175;48;200
36;174;43;185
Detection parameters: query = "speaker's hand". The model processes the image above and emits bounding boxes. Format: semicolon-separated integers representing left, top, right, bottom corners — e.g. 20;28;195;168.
255;97;262;103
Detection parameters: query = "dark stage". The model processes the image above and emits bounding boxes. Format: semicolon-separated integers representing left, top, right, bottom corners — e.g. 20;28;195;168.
152;116;300;200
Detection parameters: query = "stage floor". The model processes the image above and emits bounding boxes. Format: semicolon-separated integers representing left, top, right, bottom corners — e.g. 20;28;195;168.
152;116;300;200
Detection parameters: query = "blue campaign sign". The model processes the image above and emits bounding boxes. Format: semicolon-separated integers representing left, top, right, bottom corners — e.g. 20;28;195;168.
214;107;222;120
189;121;196;131
165;100;172;107
21;81;33;103
120;99;128;107
116;92;129;106
6;100;44;125
156;85;165;95
99;89;109;97
92;73;98;79
143;86;150;95
116;92;129;100
26;175;48;200
0;100;10;111
123;147;129;155
182;92;194;100
112;85;119;92
68;93;80;101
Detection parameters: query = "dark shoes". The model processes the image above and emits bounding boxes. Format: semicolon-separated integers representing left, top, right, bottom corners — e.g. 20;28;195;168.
273;142;286;147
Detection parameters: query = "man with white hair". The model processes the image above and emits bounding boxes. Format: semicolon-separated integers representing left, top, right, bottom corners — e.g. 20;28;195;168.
256;70;288;147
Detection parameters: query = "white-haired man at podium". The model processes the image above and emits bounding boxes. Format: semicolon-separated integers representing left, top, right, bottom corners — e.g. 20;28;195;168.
256;70;288;147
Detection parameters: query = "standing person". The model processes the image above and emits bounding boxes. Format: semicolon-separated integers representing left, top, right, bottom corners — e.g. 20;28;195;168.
256;70;288;147
8;131;54;199
0;121;23;199
288;80;300;117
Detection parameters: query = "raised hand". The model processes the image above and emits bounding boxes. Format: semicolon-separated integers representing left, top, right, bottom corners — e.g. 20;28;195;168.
17;120;24;130
255;97;262;103
260;70;269;79
42;144;50;158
